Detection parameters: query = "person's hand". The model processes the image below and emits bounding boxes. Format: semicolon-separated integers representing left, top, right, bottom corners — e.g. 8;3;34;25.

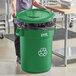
43;7;47;9
12;11;16;18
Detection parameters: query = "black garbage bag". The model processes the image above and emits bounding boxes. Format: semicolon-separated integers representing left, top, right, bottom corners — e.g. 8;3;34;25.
17;21;56;30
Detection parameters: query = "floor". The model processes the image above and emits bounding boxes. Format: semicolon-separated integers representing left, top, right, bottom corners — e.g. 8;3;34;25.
0;20;76;76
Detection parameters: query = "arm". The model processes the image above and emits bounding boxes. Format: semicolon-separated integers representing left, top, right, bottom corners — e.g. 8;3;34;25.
32;0;46;9
11;0;16;17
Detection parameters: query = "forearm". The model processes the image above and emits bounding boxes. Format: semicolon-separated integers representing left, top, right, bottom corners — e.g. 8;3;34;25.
11;0;16;12
32;0;46;9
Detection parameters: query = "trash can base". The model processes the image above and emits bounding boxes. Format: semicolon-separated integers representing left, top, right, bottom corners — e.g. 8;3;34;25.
21;67;51;73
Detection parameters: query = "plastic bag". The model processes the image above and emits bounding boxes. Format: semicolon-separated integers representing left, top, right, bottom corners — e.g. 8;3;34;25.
17;21;56;30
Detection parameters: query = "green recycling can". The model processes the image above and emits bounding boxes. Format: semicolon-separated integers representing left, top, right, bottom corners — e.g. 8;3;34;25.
15;9;56;73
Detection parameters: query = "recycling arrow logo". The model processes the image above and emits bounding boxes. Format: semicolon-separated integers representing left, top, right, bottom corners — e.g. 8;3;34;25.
38;48;48;56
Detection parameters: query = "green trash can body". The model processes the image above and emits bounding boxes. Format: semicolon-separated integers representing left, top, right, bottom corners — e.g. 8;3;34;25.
15;9;56;73
16;29;55;73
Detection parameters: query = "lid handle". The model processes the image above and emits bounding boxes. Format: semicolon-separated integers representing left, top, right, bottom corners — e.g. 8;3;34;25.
28;15;39;18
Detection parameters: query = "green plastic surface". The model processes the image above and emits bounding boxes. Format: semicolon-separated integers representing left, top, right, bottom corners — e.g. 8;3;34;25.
15;9;55;23
16;29;55;73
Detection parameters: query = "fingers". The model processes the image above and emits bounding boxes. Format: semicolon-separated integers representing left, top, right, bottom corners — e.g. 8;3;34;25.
12;12;16;18
42;7;47;9
44;7;47;9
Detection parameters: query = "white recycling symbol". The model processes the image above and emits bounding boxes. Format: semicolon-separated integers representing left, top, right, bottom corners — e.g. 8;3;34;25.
38;48;48;56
